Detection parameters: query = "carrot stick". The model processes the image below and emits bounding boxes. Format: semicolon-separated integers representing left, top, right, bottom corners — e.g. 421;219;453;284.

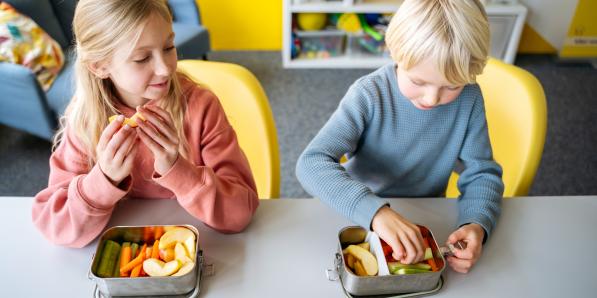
130;263;142;278
151;240;160;259
154;226;164;240
422;238;439;272
119;243;132;277
120;244;147;274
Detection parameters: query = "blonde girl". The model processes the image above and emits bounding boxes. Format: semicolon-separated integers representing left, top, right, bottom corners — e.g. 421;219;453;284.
33;0;259;247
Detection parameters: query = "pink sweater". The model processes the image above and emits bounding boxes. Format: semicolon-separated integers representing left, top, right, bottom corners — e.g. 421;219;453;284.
32;78;259;248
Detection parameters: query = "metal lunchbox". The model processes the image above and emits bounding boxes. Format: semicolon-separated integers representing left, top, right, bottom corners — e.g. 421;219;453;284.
327;225;446;297
88;225;207;298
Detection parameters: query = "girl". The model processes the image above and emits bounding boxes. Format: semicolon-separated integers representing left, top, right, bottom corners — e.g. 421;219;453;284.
33;0;259;248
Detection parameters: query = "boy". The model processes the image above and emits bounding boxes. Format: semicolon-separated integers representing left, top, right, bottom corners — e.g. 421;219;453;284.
295;0;503;273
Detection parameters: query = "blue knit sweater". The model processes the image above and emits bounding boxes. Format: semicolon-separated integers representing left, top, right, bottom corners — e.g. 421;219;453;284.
296;63;504;238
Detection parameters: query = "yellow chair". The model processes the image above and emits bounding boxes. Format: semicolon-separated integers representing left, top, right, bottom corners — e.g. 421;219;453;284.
177;60;280;199
446;58;547;198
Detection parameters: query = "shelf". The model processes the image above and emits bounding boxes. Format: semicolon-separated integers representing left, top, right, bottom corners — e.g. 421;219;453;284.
290;2;399;13
283;0;528;68
284;55;392;69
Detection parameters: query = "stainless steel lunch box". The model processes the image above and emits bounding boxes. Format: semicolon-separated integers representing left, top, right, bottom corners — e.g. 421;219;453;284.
88;225;203;297
327;226;445;297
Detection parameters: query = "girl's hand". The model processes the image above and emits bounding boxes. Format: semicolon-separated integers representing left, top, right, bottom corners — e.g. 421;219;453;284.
446;223;485;273
136;105;180;176
371;206;425;264
97;115;138;186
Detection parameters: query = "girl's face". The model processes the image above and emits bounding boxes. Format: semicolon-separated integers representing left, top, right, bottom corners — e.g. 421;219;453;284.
105;13;177;108
396;57;464;110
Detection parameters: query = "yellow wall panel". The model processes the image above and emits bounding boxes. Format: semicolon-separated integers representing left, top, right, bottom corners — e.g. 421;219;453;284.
560;0;597;58
196;0;282;50
517;24;557;54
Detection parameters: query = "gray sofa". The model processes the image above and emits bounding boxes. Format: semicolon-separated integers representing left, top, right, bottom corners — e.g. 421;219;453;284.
0;0;210;140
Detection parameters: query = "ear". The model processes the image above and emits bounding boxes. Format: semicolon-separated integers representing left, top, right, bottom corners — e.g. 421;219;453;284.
87;61;110;79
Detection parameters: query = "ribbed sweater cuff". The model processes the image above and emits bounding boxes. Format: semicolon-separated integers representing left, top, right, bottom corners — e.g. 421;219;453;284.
458;213;493;241
352;194;386;231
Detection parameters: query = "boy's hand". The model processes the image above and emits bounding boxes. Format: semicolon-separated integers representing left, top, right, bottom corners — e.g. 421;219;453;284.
446;223;485;273
97;115;138;186
371;206;425;264
136;105;180;176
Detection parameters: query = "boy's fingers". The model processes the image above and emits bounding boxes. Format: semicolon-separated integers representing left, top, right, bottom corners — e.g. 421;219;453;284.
447;256;473;273
399;233;417;264
99;115;124;150
408;229;425;262
387;237;405;261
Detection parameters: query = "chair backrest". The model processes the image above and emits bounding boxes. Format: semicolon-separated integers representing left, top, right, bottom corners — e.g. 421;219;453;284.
177;60;280;199
446;58;547;198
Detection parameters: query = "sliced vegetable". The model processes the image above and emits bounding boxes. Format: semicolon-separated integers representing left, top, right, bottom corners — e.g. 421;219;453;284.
120;243;147;274
422;238;438;272
387;261;431;273
394;268;432;275
96;240;121;278
119;243;132;277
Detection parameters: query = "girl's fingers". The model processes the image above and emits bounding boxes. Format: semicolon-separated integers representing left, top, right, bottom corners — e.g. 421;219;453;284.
137;126;163;155
105;125;133;158
99;115;124;151
122;144;138;169
113;129;137;163
138;106;177;142
145;105;174;129
388;237;406;262
137;118;176;150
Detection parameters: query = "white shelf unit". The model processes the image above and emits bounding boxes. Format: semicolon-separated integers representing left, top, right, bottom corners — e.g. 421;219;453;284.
282;0;527;68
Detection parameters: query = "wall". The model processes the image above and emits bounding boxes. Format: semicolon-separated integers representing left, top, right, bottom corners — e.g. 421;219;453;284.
196;0;282;50
198;0;596;58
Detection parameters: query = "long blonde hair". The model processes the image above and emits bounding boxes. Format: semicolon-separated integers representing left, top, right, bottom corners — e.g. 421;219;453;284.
385;0;490;85
55;0;189;166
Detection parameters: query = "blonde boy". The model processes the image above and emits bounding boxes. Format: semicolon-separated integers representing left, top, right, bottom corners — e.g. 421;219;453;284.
296;0;503;273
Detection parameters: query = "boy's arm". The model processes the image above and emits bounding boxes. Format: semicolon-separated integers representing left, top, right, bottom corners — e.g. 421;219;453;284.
456;90;504;241
296;83;386;230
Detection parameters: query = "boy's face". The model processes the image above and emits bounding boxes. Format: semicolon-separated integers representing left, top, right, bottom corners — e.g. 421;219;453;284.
396;58;464;110
102;13;177;108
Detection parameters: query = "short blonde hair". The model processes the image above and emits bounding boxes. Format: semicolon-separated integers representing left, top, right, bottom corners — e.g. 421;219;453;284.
385;0;490;85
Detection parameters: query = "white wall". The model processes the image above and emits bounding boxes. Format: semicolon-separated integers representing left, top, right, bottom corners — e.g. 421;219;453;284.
519;0;579;50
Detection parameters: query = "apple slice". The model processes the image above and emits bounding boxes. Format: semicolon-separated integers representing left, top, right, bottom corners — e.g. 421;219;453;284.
172;261;195;277
184;236;196;261
159;247;175;262
345;245;378;276
159;227;196;250
175;242;193;264
143;258;182;277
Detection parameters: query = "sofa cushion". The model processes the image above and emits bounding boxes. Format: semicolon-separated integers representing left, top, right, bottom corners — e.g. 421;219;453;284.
172;23;209;59
1;2;65;91
50;0;78;46
46;53;74;115
3;0;68;49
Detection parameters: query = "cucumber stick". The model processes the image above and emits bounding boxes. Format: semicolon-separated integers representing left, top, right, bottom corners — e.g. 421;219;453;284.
97;240;121;278
388;262;431;273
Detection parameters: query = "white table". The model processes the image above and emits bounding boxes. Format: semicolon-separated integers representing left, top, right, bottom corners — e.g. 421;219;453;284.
2;196;596;297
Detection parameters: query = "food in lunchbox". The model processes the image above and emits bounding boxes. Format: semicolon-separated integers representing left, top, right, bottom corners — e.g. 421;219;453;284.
143;258;182;277
94;226;197;278
380;233;439;274
97;240;121;278
159;227;196;258
343;242;378;276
